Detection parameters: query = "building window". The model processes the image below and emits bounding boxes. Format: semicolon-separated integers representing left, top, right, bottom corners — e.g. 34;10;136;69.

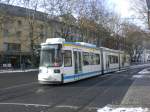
39;24;44;30
4;43;21;51
16;31;22;38
17;20;22;26
3;29;9;37
39;32;44;38
33;44;40;50
64;50;72;67
54;32;60;38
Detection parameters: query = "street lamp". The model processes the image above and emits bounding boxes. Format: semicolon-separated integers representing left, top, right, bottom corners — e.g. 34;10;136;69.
146;0;150;28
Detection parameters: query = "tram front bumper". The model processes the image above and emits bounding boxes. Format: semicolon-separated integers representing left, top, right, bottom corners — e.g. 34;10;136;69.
38;80;62;84
38;73;63;84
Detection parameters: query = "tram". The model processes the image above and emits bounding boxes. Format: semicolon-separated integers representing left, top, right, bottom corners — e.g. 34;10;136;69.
38;38;130;84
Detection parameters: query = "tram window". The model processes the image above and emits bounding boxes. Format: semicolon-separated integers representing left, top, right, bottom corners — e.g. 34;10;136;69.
64;50;72;67
95;54;100;64
83;52;90;65
91;54;100;65
91;54;95;65
115;56;118;63
108;55;118;64
91;53;96;65
126;56;130;63
123;55;126;62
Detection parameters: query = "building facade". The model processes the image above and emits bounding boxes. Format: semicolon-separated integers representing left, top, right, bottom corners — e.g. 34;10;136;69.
0;3;51;68
0;3;86;68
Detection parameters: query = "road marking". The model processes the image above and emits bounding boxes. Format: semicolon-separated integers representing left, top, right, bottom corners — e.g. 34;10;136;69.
132;75;145;79
56;105;79;109
138;69;150;74
0;103;50;107
0;82;37;91
116;69;127;73
97;106;149;112
132;75;150;79
0;103;97;110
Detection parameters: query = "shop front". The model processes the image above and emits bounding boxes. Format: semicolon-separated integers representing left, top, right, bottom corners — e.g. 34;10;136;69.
0;51;31;69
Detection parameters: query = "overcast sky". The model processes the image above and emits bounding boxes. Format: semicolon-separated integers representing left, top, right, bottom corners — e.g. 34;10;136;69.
109;0;134;18
109;0;147;28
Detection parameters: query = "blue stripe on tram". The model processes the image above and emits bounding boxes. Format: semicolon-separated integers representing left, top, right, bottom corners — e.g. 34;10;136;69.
63;70;101;80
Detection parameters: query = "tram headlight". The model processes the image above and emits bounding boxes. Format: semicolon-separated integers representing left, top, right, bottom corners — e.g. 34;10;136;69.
54;69;60;73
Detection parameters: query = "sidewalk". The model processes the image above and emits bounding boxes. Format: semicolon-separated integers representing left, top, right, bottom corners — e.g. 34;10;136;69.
98;68;150;112
121;68;150;107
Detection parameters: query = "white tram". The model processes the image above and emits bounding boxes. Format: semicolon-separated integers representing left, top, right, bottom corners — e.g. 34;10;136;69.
38;38;130;84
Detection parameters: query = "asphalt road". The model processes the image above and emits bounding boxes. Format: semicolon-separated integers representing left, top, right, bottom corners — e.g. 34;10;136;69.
0;66;148;112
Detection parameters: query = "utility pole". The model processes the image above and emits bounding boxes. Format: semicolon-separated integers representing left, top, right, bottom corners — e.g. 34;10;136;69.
146;0;150;28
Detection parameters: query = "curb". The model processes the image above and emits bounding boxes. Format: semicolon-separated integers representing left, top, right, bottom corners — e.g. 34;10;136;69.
0;69;39;74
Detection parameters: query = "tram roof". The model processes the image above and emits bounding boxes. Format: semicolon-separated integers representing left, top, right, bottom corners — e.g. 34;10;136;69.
42;38;124;53
42;38;97;49
100;47;124;53
64;42;97;49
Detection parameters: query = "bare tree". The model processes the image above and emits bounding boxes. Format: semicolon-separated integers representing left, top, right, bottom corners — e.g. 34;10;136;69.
42;0;77;41
19;0;47;67
131;0;148;27
0;0;16;29
122;22;147;62
74;0;123;48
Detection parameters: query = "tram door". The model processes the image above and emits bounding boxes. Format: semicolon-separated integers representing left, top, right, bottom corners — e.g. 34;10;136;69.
73;51;82;75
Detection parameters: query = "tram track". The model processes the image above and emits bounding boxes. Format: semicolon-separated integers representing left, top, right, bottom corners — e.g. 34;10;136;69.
0;70;121;111
75;68;144;112
0;68;141;102
0;67;146;112
45;68;143;112
0;82;39;101
46;70;133;112
0;69;114;102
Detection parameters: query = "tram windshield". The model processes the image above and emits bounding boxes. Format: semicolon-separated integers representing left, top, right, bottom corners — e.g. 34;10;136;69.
40;44;62;67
